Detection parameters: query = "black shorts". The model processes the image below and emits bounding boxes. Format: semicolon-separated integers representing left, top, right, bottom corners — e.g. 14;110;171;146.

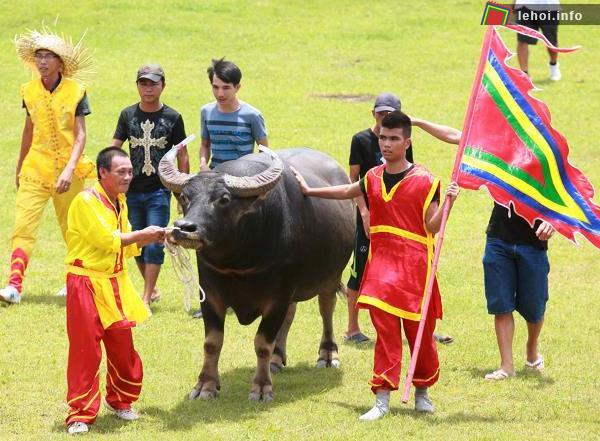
515;7;558;45
347;212;370;291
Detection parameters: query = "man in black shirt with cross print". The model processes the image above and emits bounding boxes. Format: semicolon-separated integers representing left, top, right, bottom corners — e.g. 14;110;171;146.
112;63;189;312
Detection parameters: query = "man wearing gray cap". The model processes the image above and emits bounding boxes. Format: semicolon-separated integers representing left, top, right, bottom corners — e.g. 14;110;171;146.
344;93;413;343
111;63;189;312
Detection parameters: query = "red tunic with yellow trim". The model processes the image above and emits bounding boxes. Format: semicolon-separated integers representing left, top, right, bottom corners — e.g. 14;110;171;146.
357;164;442;321
64;182;149;329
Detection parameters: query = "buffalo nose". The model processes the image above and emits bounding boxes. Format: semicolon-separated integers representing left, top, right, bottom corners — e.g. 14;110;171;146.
174;219;198;232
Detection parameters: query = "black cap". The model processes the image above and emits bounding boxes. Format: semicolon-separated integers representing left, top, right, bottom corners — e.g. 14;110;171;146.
137;63;165;82
373;92;401;112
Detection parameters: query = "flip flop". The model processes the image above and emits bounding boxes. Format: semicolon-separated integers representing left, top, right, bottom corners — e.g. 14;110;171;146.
525;355;545;372
150;289;161;303
343;332;370;343
484;368;515;380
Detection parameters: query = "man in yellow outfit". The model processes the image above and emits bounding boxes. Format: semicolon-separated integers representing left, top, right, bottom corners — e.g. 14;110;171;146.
1;29;95;304
65;146;164;435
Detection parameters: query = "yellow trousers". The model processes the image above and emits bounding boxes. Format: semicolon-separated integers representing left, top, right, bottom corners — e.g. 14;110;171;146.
8;177;84;291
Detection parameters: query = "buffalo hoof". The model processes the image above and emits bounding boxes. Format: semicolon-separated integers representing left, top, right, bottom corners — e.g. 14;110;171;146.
189;387;217;400
188;387;201;400
199;390;217;400
316;358;341;368
270;362;284;375
249;383;274;402
248;391;274;402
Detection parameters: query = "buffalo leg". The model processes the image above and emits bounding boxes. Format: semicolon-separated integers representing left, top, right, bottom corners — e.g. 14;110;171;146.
249;302;289;402
270;302;297;374
317;291;340;368
189;296;226;400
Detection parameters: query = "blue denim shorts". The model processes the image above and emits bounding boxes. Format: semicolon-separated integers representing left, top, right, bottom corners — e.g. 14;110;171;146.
127;188;171;264
482;237;550;323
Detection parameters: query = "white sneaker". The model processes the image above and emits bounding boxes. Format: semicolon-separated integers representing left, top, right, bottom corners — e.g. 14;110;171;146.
415;387;435;413
67;421;89;435
359;404;388;421
549;62;561;81
358;391;389;421
0;285;21;305
104;399;139;421
56;286;67;297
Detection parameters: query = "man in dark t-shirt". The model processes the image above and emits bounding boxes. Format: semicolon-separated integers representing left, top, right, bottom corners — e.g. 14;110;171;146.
345;92;409;343
409;118;555;379
347;95;459;344
482;202;553;379
292;111;460;419
112;63;189;311
513;1;562;81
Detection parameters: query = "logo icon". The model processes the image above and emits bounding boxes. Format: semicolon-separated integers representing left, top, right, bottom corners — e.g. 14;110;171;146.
481;1;512;25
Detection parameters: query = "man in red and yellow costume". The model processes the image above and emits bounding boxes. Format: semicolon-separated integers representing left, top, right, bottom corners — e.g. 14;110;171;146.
292;110;459;420
1;29;95;304
64;147;164;435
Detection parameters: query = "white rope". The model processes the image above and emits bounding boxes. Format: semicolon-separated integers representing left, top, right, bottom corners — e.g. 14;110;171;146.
164;227;206;312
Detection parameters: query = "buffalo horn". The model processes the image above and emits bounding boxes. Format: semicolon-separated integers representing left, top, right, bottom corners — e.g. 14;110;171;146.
223;146;284;197
158;147;193;193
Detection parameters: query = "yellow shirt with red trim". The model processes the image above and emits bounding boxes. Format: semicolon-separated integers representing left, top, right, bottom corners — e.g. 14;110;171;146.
357;164;443;321
65;182;148;329
20;78;95;187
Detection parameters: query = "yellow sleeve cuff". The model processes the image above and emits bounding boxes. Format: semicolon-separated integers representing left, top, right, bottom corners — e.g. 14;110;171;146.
124;243;141;259
111;230;122;253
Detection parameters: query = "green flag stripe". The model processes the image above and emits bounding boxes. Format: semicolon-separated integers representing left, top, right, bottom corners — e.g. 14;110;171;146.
481;71;562;204
463;146;564;204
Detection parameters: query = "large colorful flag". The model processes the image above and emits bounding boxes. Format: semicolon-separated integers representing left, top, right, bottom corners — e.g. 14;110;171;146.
455;25;600;248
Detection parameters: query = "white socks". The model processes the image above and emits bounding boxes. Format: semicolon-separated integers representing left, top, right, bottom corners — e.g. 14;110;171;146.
359;391;390;421
415;387;435;413
359;388;436;420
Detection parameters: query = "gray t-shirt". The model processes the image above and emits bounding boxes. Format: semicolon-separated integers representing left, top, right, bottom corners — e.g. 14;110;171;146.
200;101;267;167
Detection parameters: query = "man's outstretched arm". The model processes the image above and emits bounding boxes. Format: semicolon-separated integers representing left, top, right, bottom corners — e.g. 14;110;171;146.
291;166;362;200
411;117;462;145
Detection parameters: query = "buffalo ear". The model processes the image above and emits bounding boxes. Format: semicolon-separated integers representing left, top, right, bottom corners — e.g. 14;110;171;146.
242;193;267;214
247;192;271;210
253;193;268;203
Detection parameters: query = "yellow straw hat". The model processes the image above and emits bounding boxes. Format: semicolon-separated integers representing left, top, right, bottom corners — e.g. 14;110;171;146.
14;28;92;80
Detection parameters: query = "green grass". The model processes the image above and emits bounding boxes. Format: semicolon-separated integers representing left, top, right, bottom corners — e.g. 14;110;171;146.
1;1;599;440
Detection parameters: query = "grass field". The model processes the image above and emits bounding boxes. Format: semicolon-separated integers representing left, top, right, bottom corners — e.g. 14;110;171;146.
1;1;599;440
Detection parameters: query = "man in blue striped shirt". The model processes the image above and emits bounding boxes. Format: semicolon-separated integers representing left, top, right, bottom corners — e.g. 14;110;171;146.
200;58;268;169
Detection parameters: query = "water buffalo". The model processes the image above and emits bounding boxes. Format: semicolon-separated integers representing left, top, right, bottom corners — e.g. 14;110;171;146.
159;146;354;401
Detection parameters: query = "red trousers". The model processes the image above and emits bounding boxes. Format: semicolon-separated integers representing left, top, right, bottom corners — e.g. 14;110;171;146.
368;306;439;393
65;274;143;426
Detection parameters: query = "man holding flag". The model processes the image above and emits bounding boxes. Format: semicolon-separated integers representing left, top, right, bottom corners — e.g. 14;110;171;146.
292;111;460;420
412;116;554;380
416;23;597;383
